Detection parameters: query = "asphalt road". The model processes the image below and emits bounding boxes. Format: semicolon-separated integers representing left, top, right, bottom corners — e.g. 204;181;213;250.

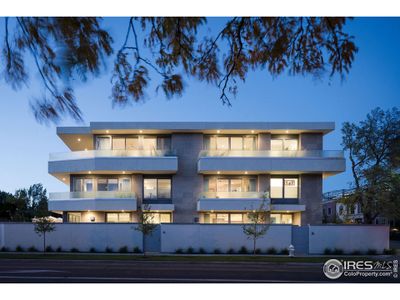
0;259;398;283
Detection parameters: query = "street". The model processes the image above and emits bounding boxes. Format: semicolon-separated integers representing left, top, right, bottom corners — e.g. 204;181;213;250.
0;258;398;283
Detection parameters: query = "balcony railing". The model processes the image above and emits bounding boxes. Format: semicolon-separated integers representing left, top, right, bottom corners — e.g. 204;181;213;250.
199;150;344;158
49;191;136;200
49;149;176;161
199;191;267;199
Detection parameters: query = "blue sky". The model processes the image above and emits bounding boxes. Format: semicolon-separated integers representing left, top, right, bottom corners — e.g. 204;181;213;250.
0;17;399;194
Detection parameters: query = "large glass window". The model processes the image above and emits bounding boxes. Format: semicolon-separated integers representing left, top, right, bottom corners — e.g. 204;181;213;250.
270;177;299;199
73;178;94;192
97;178;119;191
118;178;131;192
144;178;171;199
143;137;157;150
106;213;131;223
202;213;250;224
271;136;299;151
270;213;293;224
112;137;126;150
206;177;257;193
126;137;139;150
145;213;172;224
96;136;111;150
68;212;81;223
207;136;256;150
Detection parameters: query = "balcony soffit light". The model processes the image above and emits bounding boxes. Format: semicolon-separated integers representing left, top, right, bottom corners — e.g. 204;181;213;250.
285;130;289;133
77;138;81;142
106;130;109;133
139;130;143;133
217;171;220;174
251;130;255;133
217;130;221;133
88;171;92;174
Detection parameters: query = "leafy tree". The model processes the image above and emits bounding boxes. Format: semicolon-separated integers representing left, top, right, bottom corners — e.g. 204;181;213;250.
242;196;270;255
341;107;400;223
0;191;17;221
33;216;56;253
1;17;357;123
135;203;157;255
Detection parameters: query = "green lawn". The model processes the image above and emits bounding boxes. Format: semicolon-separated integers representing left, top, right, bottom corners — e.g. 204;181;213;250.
0;253;381;263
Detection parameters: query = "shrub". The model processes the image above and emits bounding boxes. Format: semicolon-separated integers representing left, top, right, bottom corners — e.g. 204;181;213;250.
105;247;113;253
70;248;79;253
238;246;248;254
45;246;54;252
28;246;38;252
213;248;221;254
0;246;9;252
383;248;396;255
255;248;261;255
350;250;362;255
333;248;344;255
89;247;97;253
56;246;63;252
227;248;235;254
186;247;194;254
133;246;141;253
324;248;332;255
266;247;277;255
15;245;24;252
198;247;206;254
367;249;377;255
119;246;128;253
280;248;289;255
175;248;183;254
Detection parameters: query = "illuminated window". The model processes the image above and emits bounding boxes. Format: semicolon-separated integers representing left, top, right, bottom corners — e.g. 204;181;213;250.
112;137;126;150
73;178;93;192
207;177;257;194
68;212;81;223
145;213;172;224
118;178;131;192
230;137;243;150
271;136;299;151
106;213;131;223
207;136;256;150
270;213;293;224
144;178;171;199
230;214;243;224
214;213;229;224
202;213;249;224
126;137;139;150
270;177;299;199
96;136;111;150
143;137;157;150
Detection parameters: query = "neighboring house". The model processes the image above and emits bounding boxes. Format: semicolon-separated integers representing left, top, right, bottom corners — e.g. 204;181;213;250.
48;122;345;225
322;189;390;225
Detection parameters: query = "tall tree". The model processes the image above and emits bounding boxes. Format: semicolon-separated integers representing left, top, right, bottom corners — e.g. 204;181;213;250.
341;107;400;223
1;17;357;123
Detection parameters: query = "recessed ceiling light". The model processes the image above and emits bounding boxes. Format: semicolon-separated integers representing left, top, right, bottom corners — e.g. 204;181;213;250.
139;130;143;133
77;138;81;142
84;148;88;151
106;130;109;133
88;171;92;174
62;178;66;181
251;130;255;133
122;171;126;174
217;171;220;174
285;130;289;133
245;171;248;174
217;130;221;133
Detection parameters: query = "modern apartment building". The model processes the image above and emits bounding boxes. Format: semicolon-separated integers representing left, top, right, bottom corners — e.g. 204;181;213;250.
48;122;345;225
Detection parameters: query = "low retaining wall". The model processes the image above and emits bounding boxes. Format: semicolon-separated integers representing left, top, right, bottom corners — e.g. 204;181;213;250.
160;224;292;253
0;223;143;252
308;225;390;254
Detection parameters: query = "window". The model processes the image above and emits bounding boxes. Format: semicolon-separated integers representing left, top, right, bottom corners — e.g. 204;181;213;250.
143;137;157;150
144;178;171;199
271;136;299;151
327;207;332;216
126;137;139;150
112;137;126;150
96;136;111;150
207;136;256;150
145;213;172;224
270;177;298;199
202;213;250;224
73;178;93;192
205;177;257;194
106;213;131;223
98;178;119;191
118;178;131;192
270;213;293;224
68;212;81;223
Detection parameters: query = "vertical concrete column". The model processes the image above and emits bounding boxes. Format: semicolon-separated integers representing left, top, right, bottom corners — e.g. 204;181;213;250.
132;174;143;222
258;174;270;195
258;133;271;150
299;174;323;225
300;133;323;150
171;133;204;223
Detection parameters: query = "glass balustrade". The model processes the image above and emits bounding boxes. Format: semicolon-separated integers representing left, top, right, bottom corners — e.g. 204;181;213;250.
49;191;136;200
199;150;344;158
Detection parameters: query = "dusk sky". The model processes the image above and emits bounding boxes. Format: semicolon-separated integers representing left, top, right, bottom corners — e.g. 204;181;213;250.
0;17;399;194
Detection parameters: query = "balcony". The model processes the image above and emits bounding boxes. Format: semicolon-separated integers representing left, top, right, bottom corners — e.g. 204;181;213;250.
198;150;345;175
197;191;270;212
48;149;178;174
48;191;137;212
